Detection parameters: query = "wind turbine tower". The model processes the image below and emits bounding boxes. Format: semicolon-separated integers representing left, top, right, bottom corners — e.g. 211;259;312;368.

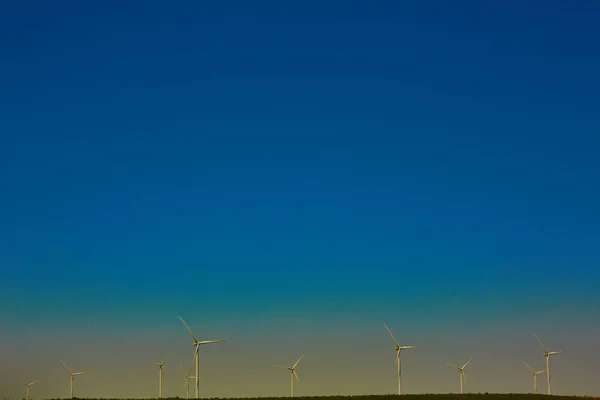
16;376;39;400
181;364;196;399
384;324;419;395
154;356;167;399
446;357;471;394
273;354;304;398
178;316;225;399
60;360;86;399
523;361;546;393
533;333;562;395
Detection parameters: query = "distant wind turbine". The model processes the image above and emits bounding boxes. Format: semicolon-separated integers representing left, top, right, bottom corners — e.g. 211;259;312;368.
154;356;167;399
533;333;562;395
16;376;39;400
446;357;471;394
181;363;196;399
273;354;304;398
523;361;546;393
178;316;225;399
384;324;419;395
60;360;86;399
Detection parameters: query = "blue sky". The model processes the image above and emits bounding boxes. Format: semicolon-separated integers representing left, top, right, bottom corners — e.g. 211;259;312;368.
1;1;599;398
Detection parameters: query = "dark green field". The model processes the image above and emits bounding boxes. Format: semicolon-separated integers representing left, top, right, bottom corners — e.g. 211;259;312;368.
42;395;597;400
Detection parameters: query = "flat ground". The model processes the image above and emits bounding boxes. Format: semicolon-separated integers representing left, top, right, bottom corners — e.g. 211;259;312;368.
45;394;597;400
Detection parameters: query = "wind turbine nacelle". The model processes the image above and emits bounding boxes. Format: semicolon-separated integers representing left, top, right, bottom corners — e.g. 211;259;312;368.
395;345;400;351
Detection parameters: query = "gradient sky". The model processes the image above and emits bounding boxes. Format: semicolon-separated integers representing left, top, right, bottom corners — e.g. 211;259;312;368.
1;1;599;399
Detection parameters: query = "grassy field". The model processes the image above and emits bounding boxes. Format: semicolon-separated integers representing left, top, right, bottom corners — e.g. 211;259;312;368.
41;394;597;400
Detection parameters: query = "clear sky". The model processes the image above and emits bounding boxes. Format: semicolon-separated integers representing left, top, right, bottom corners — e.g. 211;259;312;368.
1;1;599;398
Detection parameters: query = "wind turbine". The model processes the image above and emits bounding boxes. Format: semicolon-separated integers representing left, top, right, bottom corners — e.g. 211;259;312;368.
446;357;471;394
60;360;86;399
533;333;562;395
273;354;304;398
523;361;546;393
154;356;167;399
181;363;196;400
16;376;39;400
178;316;225;399
384;324;419;395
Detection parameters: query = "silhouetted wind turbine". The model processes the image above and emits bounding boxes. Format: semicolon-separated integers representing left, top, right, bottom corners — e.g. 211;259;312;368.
154;356;167;399
60;360;86;399
178;316;224;399
446;357;471;394
16;376;39;400
533;333;562;395
384;324;419;394
523;361;546;393
273;354;303;398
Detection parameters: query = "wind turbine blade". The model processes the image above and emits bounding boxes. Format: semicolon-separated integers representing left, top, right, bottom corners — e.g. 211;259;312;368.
161;356;168;364
292;354;304;369
73;372;86;375
199;340;225;344
462;357;472;369
533;333;548;352
16;376;26;384
536;370;547;375
400;345;419;349
293;370;299;383
29;380;40;386
446;362;460;369
384;324;400;346
463;370;467;383
273;365;290;369
523;362;535;373
191;347;198;367
179;316;199;342
60;360;73;374
548;351;562;355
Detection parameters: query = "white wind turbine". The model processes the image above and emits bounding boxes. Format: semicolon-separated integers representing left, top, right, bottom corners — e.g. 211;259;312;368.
154;356;167;399
523;361;546;393
446;357;471;394
181;363;196;400
60;360;86;399
178;316;225;399
16;376;40;400
384;324;419;395
273;354;304;398
533;333;562;395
